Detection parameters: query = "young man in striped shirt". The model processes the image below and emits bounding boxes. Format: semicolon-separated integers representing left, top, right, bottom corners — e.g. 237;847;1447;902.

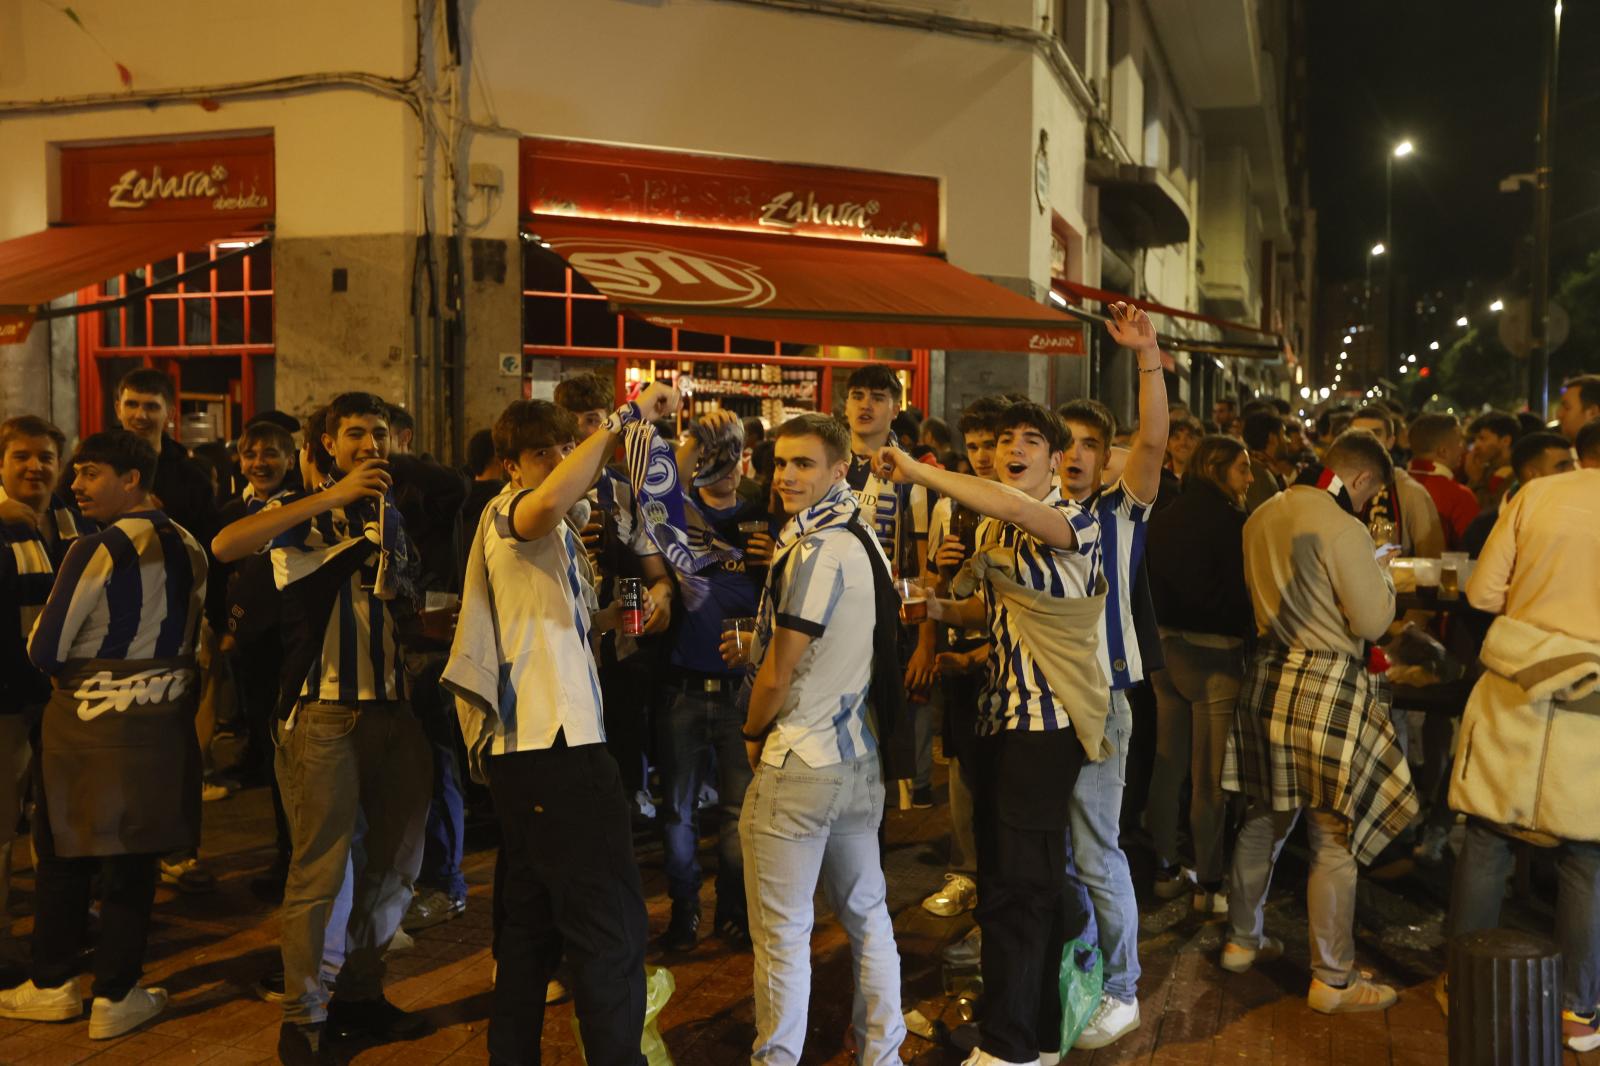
876;399;1101;1066
0;429;205;1040
445;387;679;1065
1054;304;1170;1050
211;393;432;1064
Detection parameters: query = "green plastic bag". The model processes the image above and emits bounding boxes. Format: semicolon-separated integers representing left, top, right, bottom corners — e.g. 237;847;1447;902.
571;964;676;1065
1059;938;1104;1051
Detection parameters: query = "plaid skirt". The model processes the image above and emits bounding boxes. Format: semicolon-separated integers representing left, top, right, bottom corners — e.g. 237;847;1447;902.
1222;644;1418;864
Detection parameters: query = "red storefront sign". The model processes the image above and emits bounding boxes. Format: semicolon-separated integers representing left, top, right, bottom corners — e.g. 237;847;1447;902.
521;139;939;249
59;134;275;225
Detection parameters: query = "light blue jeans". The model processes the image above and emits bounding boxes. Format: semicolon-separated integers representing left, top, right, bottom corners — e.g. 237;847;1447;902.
1068;690;1141;1004
740;750;904;1065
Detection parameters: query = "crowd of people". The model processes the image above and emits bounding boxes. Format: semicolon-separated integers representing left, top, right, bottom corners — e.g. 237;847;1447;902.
0;317;1597;1065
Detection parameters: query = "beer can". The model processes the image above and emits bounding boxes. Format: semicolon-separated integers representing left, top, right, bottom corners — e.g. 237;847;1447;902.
619;577;645;636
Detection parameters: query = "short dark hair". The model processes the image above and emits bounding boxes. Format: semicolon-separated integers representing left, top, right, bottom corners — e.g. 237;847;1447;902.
921;417;952;449
247;409;301;434
1349;406;1394;438
237;421;295;455
890;411;921;442
1512;430;1573;478
0;415;66;457
1314;402;1353;440
1241;410;1284;452
323;392;390;438
302;405;333;476
387;405;416;434
1408;413;1461;458
773;412;851;463
72;429;157;491
553;371;613;414
845;365;903;400
1188;434;1247;495
1057;398;1116;445
493;400;577;461
750;439;776;479
957;396;1007;437
466;428;496;474
998;401;1068;453
115;367;175;405
1516;411;1547;437
741;417;766;445
1169;414;1203;440
1325;428;1394;483
1574;419;1600;464
1214;396;1238;412
1563;374;1600;411
1469;410;1520;441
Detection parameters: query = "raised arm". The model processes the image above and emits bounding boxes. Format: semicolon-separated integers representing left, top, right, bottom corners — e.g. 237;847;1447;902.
875;447;1084;551
511;383;679;542
212;460;387;562
1105;302;1169;504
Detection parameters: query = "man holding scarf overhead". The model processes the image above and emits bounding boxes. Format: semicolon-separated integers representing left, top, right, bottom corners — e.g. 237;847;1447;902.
1221;429;1419;1015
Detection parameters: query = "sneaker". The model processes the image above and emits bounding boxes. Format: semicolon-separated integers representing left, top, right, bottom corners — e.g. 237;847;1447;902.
254;968;286;1003
1307;975;1398;1014
1221;936;1283;974
1073;994;1140;1049
1153;866;1194;900
545;978;569;1005
960;1048;1040;1066
911;786;934;809
942;925;982;966
200;781;235;803
89;985;168;1039
661;902;699;952
1565;1009;1600;1052
1193;888;1228;916
0;978;82;1022
387;927;415;955
716;915;751;947
922;873;978;917
326;994;432;1041
402;888;466;933
159;856;217;894
1413;825;1451;865
278;1022;334;1066
1039;1053;1061;1066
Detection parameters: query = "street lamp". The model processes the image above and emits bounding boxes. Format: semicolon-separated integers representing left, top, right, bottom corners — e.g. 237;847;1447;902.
1455;316;1468;327
1490;298;1505;312
1385;139;1415;372
1370;242;1386;257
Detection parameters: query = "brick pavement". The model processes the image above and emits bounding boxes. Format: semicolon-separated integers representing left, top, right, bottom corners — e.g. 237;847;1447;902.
0;769;1590;1065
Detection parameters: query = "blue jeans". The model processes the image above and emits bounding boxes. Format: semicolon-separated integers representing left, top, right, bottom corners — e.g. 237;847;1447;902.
657;684;752;916
1449;818;1600;1013
740;751;903;1065
1068;690;1141;1003
413;662;467;901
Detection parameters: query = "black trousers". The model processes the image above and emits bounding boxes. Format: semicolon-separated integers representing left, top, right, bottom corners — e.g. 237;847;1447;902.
972;729;1088;1061
487;742;647;1066
32;852;159;1001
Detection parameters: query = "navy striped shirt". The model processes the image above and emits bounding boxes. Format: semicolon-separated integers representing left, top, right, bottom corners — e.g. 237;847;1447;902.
1084;479;1155;689
976;490;1101;735
29;510;207;674
267;494;408;704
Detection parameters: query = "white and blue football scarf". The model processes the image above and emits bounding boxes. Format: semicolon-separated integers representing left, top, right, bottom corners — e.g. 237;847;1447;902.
609;400;739;576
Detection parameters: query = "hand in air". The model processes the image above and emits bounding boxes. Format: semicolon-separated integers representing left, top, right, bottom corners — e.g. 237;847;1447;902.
1105;302;1159;352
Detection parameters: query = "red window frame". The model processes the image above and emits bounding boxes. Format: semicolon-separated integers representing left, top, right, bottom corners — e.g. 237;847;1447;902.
76;232;274;438
520;240;929;414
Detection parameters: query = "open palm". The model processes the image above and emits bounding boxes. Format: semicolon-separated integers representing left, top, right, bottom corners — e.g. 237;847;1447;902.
1105;301;1158;351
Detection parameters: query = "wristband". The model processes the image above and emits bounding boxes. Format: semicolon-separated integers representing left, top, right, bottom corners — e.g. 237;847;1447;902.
1138;365;1163;374
741;726;769;743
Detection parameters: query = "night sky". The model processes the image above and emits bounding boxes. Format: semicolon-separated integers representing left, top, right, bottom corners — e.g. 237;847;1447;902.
1308;1;1600;290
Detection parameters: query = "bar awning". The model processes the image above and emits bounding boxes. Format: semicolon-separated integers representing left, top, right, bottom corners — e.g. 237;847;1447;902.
525;217;1088;355
1051;277;1288;361
0;214;271;345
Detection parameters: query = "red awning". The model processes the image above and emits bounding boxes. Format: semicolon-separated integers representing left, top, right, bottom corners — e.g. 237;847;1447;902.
1052;277;1280;338
525;217;1087;355
0;214;271;345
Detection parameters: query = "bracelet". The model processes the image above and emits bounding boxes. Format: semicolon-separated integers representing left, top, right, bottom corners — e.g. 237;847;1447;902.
741;726;768;743
1138;365;1163;375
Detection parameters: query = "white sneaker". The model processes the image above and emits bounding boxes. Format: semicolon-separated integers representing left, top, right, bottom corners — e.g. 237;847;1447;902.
0;979;82;1022
960;1048;1040;1066
1039;1053;1061;1065
1221;936;1283;973
1307;974;1397;1014
1073;994;1140;1049
1193;888;1228;916
942;925;982;966
923;873;978;916
89;985;168;1039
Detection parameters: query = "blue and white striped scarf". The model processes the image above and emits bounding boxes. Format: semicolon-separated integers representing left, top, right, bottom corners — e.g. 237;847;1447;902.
612;402;738;576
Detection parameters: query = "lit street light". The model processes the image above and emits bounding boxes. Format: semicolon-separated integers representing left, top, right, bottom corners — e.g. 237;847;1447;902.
1407;354;1417;363
1393;140;1415;159
1299;386;1311;399
1490;299;1505;312
1384;139;1415;376
1456;316;1469;327
1429;341;1440;350
1370;242;1386;257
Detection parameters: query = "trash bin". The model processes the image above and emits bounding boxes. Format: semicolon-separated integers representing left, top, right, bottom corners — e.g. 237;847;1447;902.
1448;929;1560;1066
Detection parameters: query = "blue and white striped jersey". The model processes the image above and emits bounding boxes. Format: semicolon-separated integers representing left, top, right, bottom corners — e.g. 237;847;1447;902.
267;494;408;704
976;490;1101;735
1084;479;1154;690
28;510;207;675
